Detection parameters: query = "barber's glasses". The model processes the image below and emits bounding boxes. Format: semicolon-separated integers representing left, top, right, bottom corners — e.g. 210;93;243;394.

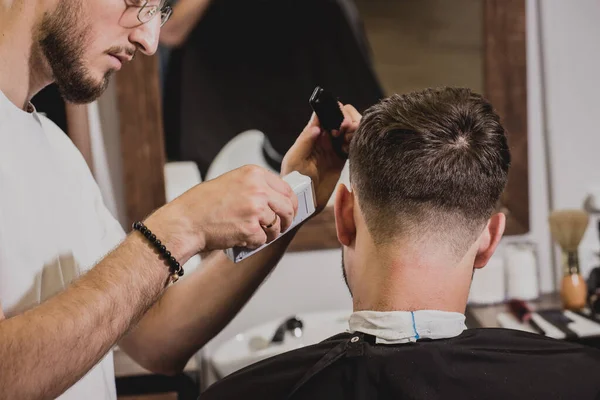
137;0;173;27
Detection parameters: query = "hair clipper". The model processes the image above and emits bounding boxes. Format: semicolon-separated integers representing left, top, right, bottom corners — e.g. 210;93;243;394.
224;172;316;263
309;86;347;160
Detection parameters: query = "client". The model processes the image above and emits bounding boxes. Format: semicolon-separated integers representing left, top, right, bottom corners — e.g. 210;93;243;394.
201;87;600;399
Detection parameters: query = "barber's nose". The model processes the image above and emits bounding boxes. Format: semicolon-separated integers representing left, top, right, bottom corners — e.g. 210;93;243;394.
129;18;161;56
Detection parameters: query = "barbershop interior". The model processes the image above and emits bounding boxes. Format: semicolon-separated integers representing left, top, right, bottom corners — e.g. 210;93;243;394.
3;0;600;399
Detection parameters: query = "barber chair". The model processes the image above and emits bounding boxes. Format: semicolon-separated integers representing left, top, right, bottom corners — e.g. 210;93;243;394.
205;130;278;181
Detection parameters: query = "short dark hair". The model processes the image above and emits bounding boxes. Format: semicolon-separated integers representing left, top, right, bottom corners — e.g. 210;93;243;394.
349;87;510;248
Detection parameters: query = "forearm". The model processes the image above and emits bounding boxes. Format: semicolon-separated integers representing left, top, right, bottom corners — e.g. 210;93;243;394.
119;228;299;375
0;231;180;399
159;0;213;47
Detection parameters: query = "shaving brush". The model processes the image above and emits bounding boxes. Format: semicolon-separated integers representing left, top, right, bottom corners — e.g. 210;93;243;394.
549;210;589;310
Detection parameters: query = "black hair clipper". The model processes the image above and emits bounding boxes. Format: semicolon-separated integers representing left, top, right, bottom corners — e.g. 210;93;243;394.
309;86;347;160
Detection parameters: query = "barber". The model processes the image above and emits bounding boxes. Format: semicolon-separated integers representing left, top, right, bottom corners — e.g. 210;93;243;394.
0;0;361;398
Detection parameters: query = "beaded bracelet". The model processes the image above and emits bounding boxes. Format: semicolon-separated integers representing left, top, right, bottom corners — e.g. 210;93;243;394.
132;221;184;283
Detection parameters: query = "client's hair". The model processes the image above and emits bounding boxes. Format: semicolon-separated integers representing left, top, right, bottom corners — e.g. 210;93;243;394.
350;87;510;250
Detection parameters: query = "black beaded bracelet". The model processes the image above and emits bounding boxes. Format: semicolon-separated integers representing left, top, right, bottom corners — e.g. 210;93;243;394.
133;221;184;283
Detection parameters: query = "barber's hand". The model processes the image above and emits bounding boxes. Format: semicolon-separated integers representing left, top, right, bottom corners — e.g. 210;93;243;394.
281;104;361;212
149;165;298;255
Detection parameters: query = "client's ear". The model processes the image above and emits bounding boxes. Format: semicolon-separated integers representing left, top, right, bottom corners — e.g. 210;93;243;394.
334;184;356;246
474;213;505;269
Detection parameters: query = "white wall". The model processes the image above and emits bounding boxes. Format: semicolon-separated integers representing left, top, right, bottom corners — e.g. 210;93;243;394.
536;0;600;284
501;0;553;293
88;0;600;359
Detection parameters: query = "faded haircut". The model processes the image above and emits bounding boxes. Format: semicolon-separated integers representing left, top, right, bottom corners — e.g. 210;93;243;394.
349;87;510;251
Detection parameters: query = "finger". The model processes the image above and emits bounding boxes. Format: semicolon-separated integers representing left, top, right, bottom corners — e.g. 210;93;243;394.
331;103;348;137
344;116;360;132
264;170;295;199
261;213;281;243
244;224;268;249
343;132;352;152
332;124;356;155
343;104;362;122
339;104;362;133
337;124;351;139
291;122;322;155
267;190;296;232
290;188;299;215
305;112;320;130
304;113;322;138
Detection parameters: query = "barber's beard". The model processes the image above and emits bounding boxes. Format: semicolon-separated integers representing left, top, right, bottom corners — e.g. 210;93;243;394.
37;0;111;104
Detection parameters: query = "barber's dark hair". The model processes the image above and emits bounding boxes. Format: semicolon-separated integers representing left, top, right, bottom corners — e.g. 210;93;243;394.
349;87;510;247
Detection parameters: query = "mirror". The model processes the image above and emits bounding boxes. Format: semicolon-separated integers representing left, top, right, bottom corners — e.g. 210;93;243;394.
116;0;528;251
356;0;484;96
290;0;529;250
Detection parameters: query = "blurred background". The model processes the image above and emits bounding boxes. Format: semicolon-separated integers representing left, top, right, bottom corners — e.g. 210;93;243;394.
30;0;600;398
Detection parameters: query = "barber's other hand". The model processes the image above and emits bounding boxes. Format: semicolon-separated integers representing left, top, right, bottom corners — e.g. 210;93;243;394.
281;104;361;212
149;165;298;255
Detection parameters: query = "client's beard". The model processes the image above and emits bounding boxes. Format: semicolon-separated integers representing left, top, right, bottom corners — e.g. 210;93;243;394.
341;250;353;297
37;0;112;104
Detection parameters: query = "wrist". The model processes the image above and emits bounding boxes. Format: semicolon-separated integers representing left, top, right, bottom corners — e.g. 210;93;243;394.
279;162;302;179
143;200;205;265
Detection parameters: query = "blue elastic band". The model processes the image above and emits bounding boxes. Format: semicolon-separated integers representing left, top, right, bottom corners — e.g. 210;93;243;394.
410;311;420;340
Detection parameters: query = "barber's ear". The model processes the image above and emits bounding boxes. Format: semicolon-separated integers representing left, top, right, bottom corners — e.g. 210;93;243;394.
334;184;356;247
474;213;505;269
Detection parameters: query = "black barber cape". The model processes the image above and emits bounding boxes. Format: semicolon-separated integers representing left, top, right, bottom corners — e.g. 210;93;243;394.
201;329;600;399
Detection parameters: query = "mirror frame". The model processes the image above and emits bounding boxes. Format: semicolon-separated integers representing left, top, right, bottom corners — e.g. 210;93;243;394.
115;0;528;250
484;0;529;236
116;55;167;228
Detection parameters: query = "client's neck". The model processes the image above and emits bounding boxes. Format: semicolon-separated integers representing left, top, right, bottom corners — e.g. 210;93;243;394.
350;237;475;314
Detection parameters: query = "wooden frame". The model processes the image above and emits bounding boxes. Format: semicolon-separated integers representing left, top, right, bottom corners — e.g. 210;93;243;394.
115;0;529;249
116;55;167;227
484;0;529;235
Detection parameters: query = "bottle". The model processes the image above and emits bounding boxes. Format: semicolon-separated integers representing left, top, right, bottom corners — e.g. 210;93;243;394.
505;242;539;301
468;251;506;305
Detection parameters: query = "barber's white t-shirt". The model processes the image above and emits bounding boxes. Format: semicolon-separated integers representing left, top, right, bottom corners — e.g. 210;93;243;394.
0;90;125;399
